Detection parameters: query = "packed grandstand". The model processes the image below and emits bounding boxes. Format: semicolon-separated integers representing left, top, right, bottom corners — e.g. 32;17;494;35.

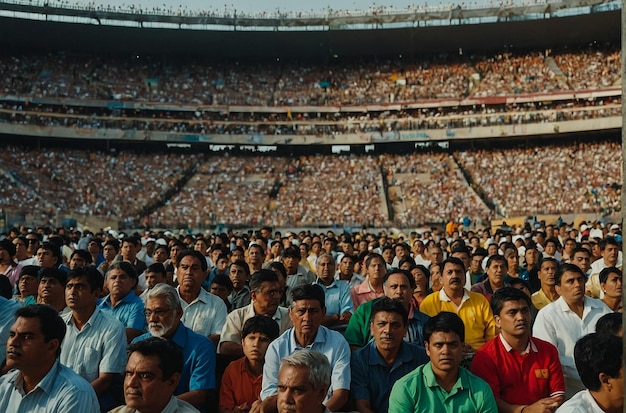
0;0;622;232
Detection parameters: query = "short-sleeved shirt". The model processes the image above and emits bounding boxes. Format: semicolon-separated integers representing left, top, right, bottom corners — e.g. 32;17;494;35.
314;278;353;316
533;296;610;395
555;390;605;413
60;308;127;382
472;335;565;405
419;289;495;351
178;287;227;337
0;359;100;412
133;322;215;394
218;303;291;353
350;279;384;311
344;297;430;348
260;326;350;402
351;341;429;413
228;286;251;311
98;290;146;332
110;396;199;413
219;357;262;410
389;362;498;413
531;289;556;310
284;272;316;306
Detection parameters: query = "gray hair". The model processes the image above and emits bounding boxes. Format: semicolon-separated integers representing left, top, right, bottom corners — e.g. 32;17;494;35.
279;350;331;390
315;253;335;267
145;283;181;310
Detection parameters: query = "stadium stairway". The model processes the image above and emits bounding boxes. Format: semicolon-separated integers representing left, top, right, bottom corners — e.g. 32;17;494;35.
449;155;497;217
544;56;568;84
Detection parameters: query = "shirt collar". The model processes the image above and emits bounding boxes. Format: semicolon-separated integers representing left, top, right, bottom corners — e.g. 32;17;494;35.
315;278;338;289
439;288;470;304
169;322;187;348
13;359;61;396
290;325;326;349
498;334;537;354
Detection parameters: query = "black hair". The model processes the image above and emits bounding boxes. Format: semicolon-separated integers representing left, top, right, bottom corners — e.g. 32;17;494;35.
39;241;61;262
104;239;120;252
67;266;104;292
370;297;408;326
595;313;622;336
599;267;621;284
441;256;465;272
250;269;279;291
230;260;251;278
486;254;507;269
383;269;416;289
472;248;488;258
19;265;40;279
15;304;66;356
574;333;622;391
281;246;301;260
211;273;233;292
423;311;465;343
290;284;325;309
146;262;167;277
176;250;208;272
127;337;184;380
365;253;385;268
39;267;68;286
599;237;619;250
398;256;416;269
108;261;138;280
555;263;585;286
242;315;280;341
70;249;93;264
154;244;169;255
490;287;531;316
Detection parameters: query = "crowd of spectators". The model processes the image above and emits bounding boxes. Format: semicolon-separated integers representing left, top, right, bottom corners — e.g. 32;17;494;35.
553;45;621;90
455;141;622;218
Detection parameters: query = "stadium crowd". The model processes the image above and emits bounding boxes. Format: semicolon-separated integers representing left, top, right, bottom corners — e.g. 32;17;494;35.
0;218;622;412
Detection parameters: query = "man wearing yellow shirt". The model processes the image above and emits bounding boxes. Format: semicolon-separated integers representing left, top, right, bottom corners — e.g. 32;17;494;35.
531;258;560;310
420;257;495;353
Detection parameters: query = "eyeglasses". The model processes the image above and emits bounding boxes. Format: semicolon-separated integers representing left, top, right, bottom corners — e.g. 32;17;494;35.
144;308;173;318
259;288;282;297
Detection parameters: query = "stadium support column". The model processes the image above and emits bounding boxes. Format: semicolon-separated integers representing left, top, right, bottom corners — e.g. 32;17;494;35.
622;0;625;394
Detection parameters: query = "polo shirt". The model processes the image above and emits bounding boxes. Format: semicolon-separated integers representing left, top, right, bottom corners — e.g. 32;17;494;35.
388;362;497;413
178;287;227;337
218;303;291;353
110;396;199;413
60;308;127;383
344;297;430;348
133;322;215;394
555;390;605;413
531;289;556;310
98;290;146;332
533;296;611;394
350;279;384;311
0;359;100;412
470;279;508;302
351;341;429;413
219;357;262;410
419;289;495;351
314;278;353;316
471;334;565;406
260;326;350;402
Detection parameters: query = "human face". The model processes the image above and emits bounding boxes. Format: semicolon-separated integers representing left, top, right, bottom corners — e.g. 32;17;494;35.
382;248;394;264
564;240;576;254
271;242;283;257
170;245;183;263
103;245;118;262
153;247;168;263
442;262;465;296
470;255;484;274
229;264;248;291
124;352;179;412
430;265;442;292
572;251;591;274
370;311;406;353
194;239;208;255
603;244;619;265
38;276;64;304
338;257;354;278
544;242;557;256
429;247;444;264
395;246;407;259
316;256;335;285
248;246;264;267
425;331;463;376
282;255;299;275
69;254;87;270
525;249;539;266
411;267;428;292
538;261;557;287
36;248;58;269
486;259;506;287
252;281;282;315
451;252;469;271
12;238;27;259
6;317;59;372
495;299;531;340
25;236;40;256
556;270;586;305
18;274;39;298
601;271;622;300
107;268;135;300
121;241;136;261
87;241;100;255
289;299;325;341
231;249;244;263
277;365;327;413
217;258;229;272
367;257;386;281
176;255;206;293
384;273;413;308
145;271;167;289
66;276;100;311
145;296;180;338
242;332;272;363
210;283;230;301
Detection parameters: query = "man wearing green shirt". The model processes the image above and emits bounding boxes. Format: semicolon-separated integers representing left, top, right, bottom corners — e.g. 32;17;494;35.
389;312;497;413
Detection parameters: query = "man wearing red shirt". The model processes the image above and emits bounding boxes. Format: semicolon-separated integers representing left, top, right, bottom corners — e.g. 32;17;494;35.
472;287;565;413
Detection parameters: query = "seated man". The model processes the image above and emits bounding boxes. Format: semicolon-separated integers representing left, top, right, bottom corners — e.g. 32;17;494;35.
219;316;280;413
276;350;332;413
257;284;350;412
228;260;251;311
345;269;430;350
133;283;215;411
98;262;146;343
111;337;199;413
389;312;497;413
313;254;353;328
472;287;565;413
351;297;428;413
37;267;68;314
139;262;169;301
219;270;291;358
556;333;623;413
0;304;99;412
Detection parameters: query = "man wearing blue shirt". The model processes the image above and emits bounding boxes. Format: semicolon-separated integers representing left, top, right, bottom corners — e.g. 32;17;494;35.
98;261;146;343
133;283;215;412
0;304;99;412
314;254;353;328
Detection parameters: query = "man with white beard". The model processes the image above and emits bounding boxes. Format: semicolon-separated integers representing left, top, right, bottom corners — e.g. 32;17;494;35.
132;283;215;412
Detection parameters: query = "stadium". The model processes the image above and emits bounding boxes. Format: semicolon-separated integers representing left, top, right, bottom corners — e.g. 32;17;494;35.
0;0;622;234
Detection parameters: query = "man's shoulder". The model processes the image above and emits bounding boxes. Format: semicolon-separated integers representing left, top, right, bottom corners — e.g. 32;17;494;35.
56;362;98;391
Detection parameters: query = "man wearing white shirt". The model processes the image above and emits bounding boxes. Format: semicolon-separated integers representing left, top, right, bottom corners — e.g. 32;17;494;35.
587;237;622;298
533;264;611;398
